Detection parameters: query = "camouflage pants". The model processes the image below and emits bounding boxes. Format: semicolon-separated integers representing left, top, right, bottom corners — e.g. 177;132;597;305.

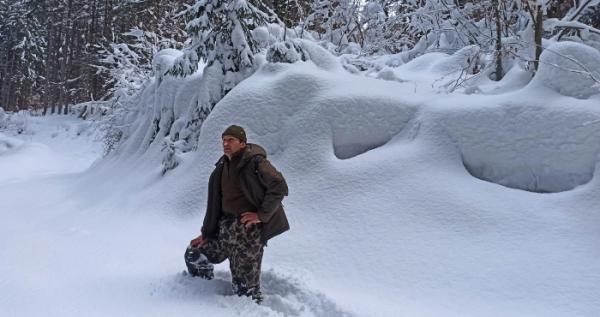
185;217;264;301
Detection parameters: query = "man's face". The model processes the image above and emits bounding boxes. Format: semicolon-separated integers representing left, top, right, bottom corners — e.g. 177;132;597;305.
222;135;246;157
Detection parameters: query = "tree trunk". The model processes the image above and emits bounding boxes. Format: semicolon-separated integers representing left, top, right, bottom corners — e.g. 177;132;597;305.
1;54;15;111
534;3;543;72
493;0;504;81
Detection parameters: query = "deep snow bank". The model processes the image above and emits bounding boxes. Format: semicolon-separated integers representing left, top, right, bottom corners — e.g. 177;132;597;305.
197;62;418;161
196;53;600;194
181;60;600;316
84;43;600;316
435;97;600;193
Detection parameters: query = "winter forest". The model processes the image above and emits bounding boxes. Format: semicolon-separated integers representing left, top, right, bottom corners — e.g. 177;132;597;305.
1;1;598;113
1;1;600;317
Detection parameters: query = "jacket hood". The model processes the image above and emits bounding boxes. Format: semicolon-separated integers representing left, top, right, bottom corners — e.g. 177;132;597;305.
241;143;267;160
215;143;267;167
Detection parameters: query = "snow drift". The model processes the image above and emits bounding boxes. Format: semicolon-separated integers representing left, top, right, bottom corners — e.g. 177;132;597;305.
5;43;600;317
89;42;600;316
439;101;600;193
180;57;600;316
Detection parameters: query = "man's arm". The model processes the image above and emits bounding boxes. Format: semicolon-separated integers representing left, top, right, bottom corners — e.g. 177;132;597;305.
200;167;221;239
256;159;288;223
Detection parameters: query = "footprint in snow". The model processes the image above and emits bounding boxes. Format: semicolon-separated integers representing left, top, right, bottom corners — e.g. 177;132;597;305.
157;269;355;317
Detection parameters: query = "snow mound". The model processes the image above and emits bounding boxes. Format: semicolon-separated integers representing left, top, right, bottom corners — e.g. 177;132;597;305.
470;65;534;95
430;45;480;75
200;62;417;160
529;41;600;99
440;103;600;192
389;47;483;92
375;67;407;83
75;45;600;316
398;52;449;73
297;40;343;72
397;46;480;76
188;65;600;315
0;133;24;155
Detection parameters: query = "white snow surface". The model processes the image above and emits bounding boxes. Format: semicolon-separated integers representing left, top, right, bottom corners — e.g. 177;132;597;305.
2;48;600;317
0;116;101;183
529;41;600;99
153;48;184;80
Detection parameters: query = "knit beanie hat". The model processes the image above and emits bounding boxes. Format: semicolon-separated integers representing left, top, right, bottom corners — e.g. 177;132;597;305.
222;125;247;143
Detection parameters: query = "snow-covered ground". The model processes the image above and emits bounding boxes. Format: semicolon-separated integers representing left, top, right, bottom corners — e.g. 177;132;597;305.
1;43;600;317
0;119;352;317
0;116;101;183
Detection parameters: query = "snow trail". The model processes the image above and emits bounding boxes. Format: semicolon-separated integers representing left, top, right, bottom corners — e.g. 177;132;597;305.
0;115;351;317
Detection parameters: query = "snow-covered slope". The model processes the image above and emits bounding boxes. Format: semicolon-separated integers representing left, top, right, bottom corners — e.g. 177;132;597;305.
185;57;600;316
1;43;600;317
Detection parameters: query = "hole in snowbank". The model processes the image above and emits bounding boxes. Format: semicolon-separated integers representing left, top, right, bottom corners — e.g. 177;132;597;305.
334;140;390;160
443;106;600;193
463;158;596;193
326;97;416;159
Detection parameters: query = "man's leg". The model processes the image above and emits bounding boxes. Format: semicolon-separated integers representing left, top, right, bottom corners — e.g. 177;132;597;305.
229;221;264;302
184;239;226;280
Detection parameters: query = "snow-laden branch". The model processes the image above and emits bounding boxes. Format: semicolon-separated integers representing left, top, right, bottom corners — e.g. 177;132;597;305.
546;18;600;36
563;0;600;22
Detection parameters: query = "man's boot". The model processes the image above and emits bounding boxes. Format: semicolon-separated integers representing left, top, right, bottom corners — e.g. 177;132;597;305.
184;247;214;280
233;281;263;304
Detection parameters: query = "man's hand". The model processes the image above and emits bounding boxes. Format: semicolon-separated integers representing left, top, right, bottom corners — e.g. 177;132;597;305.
190;235;207;248
241;212;261;228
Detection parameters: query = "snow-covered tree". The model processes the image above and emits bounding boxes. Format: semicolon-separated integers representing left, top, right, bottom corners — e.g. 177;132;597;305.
98;38;151;101
164;0;273;164
99;24;186;102
0;0;46;111
580;3;600;29
266;39;308;63
305;0;362;52
172;0;270;93
259;0;310;28
360;0;417;54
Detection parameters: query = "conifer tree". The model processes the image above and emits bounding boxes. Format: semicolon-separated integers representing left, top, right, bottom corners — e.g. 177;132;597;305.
160;0;275;170
0;0;46;111
172;0;270;94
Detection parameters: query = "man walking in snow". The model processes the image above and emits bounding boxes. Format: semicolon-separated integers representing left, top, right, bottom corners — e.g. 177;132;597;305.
184;125;289;303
